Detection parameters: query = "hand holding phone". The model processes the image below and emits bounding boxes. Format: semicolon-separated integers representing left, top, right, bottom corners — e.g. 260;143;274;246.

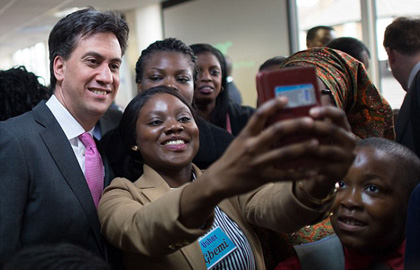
256;66;322;168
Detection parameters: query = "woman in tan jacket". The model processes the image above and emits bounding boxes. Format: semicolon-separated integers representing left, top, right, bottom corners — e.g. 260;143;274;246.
98;86;355;270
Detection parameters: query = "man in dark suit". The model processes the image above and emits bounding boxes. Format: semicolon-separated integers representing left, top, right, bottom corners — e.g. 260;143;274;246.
383;17;420;270
0;8;129;267
224;55;243;104
94;106;123;140
384;17;420;157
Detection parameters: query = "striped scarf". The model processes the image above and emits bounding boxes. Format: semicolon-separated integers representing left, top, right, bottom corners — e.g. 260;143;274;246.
281;47;395;140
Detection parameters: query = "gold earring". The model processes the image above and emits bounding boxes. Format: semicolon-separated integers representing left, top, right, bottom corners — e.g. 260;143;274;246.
131;145;138;151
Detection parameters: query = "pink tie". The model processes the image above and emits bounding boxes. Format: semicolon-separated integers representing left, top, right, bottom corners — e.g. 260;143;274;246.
78;132;104;208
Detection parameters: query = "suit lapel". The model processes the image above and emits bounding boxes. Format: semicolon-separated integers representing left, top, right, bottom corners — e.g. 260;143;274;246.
409;73;420;156
396;71;420;158
33;103;105;255
395;90;411;143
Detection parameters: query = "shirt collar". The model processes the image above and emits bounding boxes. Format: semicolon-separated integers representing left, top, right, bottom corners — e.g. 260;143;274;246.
408;62;420;90
344;240;405;270
46;94;92;140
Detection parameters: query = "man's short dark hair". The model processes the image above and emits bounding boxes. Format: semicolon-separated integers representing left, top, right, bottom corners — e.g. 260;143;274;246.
306;25;335;42
48;7;129;89
259;56;287;72
383;17;420;56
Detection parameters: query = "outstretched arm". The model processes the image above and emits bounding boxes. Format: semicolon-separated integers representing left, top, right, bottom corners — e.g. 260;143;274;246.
179;98;356;229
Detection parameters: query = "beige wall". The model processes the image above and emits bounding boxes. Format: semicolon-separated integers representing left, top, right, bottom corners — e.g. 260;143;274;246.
163;0;290;107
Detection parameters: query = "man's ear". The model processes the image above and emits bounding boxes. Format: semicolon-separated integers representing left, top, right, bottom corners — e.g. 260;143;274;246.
386;47;396;64
53;56;65;83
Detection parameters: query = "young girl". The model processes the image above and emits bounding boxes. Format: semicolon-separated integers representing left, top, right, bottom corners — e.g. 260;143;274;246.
276;137;420;270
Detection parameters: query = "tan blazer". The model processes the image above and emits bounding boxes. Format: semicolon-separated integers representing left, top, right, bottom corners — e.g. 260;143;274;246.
98;165;329;270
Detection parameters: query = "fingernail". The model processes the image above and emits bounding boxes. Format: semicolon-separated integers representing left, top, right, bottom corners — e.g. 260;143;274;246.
278;96;288;103
310;106;321;116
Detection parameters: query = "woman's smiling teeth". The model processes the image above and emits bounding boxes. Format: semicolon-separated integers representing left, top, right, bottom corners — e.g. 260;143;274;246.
164;140;185;146
339;217;366;226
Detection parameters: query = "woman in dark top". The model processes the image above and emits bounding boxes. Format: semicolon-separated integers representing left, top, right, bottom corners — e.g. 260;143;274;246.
190;43;255;136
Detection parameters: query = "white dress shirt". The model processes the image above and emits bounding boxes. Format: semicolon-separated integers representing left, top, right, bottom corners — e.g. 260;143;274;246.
46;94;94;176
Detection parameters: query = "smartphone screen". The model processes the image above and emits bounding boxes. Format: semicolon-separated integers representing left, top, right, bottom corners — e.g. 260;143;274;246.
275;83;317;109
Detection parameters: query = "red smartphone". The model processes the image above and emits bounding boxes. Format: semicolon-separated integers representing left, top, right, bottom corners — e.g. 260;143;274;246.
256;66;321;125
256;66;322;169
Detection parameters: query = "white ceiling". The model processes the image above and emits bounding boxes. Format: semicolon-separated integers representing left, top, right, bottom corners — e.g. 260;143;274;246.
0;0;164;58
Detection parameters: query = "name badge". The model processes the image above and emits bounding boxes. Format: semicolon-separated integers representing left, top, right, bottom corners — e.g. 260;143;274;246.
198;227;237;269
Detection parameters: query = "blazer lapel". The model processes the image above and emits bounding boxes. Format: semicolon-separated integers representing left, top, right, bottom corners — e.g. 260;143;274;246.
33;103;105;254
135;165;172;202
135;165;208;269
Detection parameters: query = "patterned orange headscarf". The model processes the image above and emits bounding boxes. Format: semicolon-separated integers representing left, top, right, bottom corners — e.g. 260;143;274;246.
280;47;395;140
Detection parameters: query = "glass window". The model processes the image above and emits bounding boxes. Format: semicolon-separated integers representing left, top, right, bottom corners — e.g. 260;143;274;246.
376;0;420;109
12;42;49;86
296;0;420;110
297;0;361;50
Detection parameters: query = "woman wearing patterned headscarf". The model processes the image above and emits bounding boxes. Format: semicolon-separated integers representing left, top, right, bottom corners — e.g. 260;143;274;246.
280;47;395;140
277;47;395;252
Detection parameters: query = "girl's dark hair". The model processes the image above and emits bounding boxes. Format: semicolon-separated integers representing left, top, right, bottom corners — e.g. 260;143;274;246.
259;56;288;72
0;66;51;121
135;38;198;83
190;43;229;129
357;137;420;196
119;86;197;178
327;37;370;63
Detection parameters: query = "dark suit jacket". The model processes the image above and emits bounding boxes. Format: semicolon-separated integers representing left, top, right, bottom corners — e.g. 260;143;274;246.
95;107;123;140
227;81;243;104
395;70;420;157
228;102;255;137
0;101;114;266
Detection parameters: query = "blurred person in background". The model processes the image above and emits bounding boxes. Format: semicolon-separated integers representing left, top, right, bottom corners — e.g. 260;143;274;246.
0;65;51;121
306;25;336;48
